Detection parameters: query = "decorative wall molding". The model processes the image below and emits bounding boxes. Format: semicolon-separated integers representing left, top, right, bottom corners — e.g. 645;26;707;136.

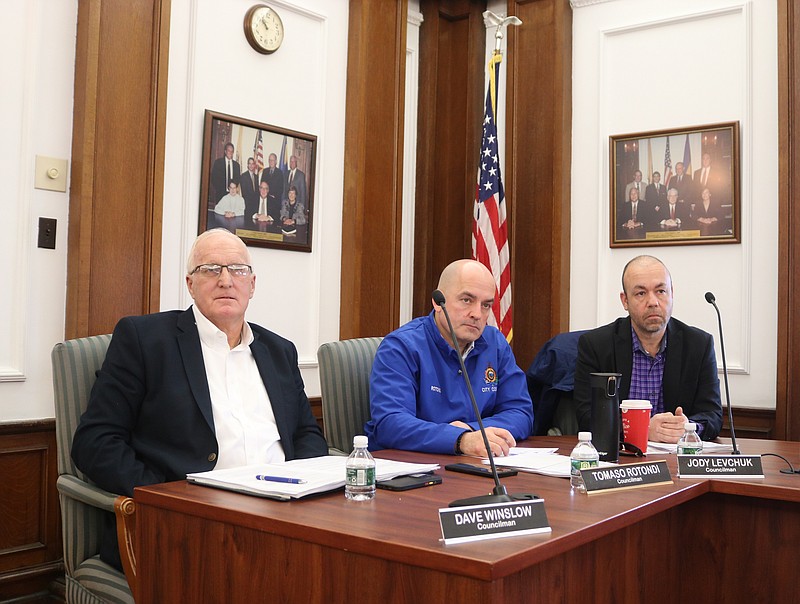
401;9;423;325
170;2;333;374
596;4;753;375
570;0;615;8
1;2;36;382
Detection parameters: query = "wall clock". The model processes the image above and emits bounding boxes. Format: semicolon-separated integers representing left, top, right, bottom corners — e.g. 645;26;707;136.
244;4;284;54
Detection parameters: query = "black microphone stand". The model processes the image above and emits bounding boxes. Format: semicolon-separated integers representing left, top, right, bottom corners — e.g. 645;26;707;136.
433;290;534;507
705;292;740;455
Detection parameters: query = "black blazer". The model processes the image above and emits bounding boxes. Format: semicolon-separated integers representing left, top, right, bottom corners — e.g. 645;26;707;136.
211;157;241;202
72;308;327;498
239;170;261;217
573;316;722;440
645;182;667;208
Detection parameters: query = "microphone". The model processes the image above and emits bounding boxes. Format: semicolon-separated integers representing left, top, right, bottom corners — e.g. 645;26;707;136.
705;291;740;454
432;289;535;507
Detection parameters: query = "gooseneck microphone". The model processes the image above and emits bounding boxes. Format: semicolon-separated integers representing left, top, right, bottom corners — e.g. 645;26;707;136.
705;291;740;455
433;290;534;507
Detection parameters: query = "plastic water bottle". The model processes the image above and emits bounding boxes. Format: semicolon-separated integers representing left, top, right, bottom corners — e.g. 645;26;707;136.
570;431;600;492
345;435;376;500
677;422;703;455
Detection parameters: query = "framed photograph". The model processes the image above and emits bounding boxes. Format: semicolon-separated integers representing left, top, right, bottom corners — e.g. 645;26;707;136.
609;121;740;248
199;109;316;252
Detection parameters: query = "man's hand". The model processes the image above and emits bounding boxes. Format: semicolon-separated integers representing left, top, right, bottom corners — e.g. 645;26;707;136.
451;424;516;457
648;406;687;443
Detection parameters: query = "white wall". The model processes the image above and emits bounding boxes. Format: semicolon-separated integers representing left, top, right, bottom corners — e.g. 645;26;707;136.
0;1;76;420
160;0;350;398
0;0;781;421
570;0;778;409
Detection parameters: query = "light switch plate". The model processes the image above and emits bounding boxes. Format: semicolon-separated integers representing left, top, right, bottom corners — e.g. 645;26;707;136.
35;156;68;192
38;217;57;249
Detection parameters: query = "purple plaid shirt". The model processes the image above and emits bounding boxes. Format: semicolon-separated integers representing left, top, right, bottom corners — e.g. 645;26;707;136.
629;325;705;437
629;327;666;415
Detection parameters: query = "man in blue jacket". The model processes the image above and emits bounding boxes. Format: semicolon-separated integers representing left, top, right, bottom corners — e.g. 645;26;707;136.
365;260;533;456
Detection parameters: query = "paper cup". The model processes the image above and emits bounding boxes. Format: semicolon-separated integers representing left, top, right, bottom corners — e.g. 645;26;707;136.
620;399;652;454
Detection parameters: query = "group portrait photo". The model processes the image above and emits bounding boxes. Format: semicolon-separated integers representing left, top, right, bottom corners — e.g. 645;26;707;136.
199;110;316;252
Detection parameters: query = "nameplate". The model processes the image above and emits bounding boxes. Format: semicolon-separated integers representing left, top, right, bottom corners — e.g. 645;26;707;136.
235;229;284;242
438;500;551;544
677;455;764;478
582;460;672;494
645;229;701;240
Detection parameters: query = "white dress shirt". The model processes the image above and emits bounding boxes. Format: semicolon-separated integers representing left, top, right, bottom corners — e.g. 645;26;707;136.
192;306;285;469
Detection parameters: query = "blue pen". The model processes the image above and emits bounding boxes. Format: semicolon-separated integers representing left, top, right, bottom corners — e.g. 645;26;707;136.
255;475;307;484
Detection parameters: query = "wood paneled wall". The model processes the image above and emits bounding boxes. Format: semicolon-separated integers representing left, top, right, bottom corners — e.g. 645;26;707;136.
340;0;408;339
412;0;573;368
777;0;800;440
0;421;62;599
413;0;488;316
504;0;573;368
66;0;170;339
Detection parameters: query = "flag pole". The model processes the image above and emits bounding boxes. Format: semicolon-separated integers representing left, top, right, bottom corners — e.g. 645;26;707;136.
473;12;522;343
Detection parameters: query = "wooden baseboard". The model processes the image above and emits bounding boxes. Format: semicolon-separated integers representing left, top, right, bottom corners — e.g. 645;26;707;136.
0;420;63;601
720;406;776;440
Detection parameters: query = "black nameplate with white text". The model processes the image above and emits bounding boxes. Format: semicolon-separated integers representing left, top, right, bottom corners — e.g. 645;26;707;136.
582;460;672;494
439;499;551;544
677;455;764;478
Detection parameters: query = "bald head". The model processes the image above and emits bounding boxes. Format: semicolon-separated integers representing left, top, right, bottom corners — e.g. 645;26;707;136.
619;255;674;342
187;228;251;275
433;260;496;352
437;259;494;293
621;255;670;296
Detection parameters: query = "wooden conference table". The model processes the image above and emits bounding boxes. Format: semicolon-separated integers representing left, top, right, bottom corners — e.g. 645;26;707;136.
134;437;800;603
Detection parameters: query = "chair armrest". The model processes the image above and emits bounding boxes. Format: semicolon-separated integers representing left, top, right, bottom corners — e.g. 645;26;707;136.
114;496;137;601
57;475;138;597
56;474;119;512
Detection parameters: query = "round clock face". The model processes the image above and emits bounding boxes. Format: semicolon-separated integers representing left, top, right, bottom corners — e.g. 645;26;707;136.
244;5;284;54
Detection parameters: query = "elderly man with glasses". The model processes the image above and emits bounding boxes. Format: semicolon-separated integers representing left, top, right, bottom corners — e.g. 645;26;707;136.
72;228;327;571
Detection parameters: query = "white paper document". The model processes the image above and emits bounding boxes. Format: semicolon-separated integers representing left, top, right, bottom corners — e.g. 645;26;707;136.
187;455;439;500
645;441;733;454
482;449;614;478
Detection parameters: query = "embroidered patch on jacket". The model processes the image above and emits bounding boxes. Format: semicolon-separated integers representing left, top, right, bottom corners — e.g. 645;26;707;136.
484;365;498;385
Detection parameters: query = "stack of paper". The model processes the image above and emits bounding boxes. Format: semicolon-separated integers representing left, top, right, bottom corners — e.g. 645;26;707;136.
187;455;439;500
482;448;613;478
645;441;733;454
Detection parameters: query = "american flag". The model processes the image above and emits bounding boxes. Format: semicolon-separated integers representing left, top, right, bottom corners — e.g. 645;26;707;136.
663;137;673;188
255;130;264;172
472;53;512;342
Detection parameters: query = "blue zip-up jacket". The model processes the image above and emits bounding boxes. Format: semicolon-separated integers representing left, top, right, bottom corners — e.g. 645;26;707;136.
364;312;534;453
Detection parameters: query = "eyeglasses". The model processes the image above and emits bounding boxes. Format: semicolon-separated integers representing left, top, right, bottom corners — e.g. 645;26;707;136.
190;264;253;278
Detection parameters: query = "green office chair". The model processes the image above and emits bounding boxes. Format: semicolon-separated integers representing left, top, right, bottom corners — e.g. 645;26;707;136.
317;337;383;455
52;335;137;604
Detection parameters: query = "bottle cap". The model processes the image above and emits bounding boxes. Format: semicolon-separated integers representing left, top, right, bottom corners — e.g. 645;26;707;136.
685;422;696;430
578;431;592;441
353;435;368;447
